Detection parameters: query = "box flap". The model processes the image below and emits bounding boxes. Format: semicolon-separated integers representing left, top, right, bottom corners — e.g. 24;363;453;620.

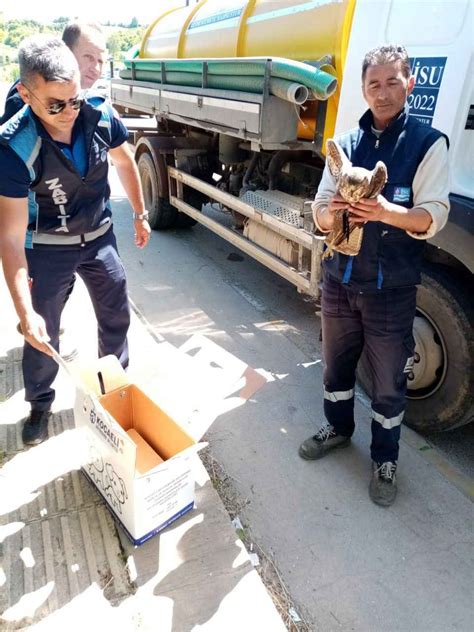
78;355;129;396
133;337;268;441
48;345;128;396
134;441;208;478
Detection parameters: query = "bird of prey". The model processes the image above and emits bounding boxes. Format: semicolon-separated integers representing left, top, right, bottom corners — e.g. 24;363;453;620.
322;138;387;259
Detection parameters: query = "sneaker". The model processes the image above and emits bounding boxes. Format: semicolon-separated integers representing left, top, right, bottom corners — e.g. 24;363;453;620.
298;422;351;460
369;461;398;507
22;410;51;446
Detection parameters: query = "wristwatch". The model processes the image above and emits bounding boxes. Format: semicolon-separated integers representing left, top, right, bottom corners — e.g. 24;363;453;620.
133;211;150;221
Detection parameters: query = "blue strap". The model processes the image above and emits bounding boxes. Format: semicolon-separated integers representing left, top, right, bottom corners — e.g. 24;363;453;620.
342;257;353;284
377;261;384;289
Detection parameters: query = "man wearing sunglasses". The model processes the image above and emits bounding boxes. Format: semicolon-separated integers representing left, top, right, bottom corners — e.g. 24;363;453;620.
0;35;151;446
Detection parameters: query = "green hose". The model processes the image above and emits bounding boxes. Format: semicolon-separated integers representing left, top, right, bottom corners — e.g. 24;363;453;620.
119;69;309;104
122;56;337;100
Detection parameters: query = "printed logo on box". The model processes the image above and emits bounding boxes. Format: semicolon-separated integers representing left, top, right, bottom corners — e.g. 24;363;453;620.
89;408;124;454
408;57;447;127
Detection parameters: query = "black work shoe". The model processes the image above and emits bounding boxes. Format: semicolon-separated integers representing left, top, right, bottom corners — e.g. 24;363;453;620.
22;410;51;446
298;422;351;460
369;461;398;507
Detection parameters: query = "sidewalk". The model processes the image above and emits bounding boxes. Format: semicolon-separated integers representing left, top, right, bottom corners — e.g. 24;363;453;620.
0;269;286;631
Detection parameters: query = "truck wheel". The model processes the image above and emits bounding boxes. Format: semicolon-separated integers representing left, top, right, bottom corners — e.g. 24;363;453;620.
137;152;177;229
357;267;473;433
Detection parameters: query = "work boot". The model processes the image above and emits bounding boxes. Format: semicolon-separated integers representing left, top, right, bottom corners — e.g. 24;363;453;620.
22;410;51;446
298;422;351;460
369;461;398;507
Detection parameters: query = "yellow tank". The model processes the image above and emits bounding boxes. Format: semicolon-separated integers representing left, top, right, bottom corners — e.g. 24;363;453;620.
140;0;356;144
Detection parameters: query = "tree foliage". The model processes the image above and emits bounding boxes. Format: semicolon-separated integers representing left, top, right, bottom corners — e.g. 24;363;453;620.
1;19;63;48
0;18;145;76
107;28;144;60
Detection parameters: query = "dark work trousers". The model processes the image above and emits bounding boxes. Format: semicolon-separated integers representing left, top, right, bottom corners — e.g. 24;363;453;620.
321;275;417;463
23;226;130;411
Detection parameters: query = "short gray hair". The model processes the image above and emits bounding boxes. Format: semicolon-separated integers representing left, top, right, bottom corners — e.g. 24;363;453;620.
19;35;79;86
362;45;411;80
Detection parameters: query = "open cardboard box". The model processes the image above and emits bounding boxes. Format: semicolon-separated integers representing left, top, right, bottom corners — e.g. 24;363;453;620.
72;354;206;545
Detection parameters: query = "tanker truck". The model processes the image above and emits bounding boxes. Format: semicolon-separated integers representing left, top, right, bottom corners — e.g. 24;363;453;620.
110;0;473;434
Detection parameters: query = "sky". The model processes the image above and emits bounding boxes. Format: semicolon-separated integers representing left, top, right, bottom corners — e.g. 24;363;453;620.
1;0;197;26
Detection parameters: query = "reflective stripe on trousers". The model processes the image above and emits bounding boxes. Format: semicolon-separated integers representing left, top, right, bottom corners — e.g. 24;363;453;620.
372;409;404;430
324;388;354;403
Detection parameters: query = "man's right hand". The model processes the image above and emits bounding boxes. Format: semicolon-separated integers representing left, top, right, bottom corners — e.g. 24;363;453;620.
317;195;349;231
20;312;52;355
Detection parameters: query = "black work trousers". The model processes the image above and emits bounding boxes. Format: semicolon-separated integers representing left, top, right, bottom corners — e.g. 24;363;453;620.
23;227;130;411
321;275;417;463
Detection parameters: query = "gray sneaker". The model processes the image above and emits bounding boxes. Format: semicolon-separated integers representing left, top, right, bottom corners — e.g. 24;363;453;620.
369;461;398;506
298;422;351;460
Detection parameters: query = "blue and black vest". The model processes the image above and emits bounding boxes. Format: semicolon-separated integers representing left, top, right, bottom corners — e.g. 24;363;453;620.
323;106;447;291
0;97;114;248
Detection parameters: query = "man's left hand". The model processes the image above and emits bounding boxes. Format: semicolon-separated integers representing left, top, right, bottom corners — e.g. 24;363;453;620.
349;194;393;224
134;219;151;248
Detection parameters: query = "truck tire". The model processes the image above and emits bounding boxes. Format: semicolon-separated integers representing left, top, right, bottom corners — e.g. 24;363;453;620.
357;267;473;433
137;152;177;229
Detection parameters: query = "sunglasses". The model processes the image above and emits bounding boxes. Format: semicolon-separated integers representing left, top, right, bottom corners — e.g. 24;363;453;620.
24;84;84;116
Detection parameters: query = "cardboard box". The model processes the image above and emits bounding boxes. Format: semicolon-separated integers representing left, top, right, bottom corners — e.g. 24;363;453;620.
126;428;164;474
72;354;205;545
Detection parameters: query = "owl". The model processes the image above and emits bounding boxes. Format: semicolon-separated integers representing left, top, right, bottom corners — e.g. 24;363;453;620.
322;139;387;259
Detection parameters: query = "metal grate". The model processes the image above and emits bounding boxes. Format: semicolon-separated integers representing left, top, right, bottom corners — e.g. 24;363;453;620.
240;190;305;227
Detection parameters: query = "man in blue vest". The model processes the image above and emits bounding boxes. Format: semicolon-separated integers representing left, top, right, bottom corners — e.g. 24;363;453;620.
298;45;450;506
0;35;151;446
